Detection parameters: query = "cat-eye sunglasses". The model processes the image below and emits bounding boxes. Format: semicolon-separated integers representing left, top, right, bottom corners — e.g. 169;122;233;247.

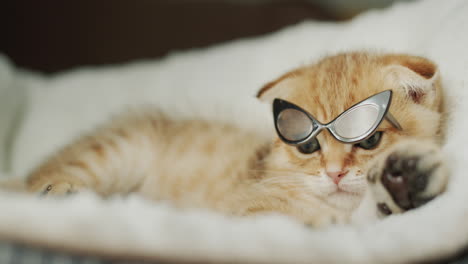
273;90;402;145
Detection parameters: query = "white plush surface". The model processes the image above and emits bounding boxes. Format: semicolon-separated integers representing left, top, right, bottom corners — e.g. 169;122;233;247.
1;0;468;263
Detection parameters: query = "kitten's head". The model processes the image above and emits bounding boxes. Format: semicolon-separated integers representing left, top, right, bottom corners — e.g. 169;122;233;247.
257;52;444;211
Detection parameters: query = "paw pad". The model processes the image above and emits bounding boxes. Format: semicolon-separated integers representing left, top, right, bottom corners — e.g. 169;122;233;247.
382;153;435;210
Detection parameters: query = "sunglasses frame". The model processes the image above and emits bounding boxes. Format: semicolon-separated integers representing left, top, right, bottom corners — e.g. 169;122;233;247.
273;90;402;145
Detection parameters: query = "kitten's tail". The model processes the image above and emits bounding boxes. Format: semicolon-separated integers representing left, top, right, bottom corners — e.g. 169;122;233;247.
0;177;26;192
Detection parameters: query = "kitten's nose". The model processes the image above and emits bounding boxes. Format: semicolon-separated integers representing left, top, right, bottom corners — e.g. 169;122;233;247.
326;170;349;185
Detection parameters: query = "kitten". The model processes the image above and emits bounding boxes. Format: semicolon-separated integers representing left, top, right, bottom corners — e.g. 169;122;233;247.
18;52;450;227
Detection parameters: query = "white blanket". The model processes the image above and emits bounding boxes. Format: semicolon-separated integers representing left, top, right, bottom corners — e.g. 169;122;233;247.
1;0;468;263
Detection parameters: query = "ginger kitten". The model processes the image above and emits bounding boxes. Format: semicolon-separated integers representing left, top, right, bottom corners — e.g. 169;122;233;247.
19;52;449;227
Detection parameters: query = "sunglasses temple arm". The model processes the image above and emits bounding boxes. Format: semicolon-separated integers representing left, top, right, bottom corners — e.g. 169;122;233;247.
385;112;403;130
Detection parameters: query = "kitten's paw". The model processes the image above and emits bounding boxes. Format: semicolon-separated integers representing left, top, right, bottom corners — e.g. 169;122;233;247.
41;182;80;196
28;178;85;196
367;140;448;215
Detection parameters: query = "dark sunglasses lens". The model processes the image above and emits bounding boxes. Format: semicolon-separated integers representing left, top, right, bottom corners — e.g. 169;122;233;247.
276;108;313;141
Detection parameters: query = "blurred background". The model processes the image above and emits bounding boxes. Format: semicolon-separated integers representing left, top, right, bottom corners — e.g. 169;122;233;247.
1;0;413;74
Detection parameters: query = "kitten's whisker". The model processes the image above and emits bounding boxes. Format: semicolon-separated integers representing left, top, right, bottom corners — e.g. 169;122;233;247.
341;179;366;185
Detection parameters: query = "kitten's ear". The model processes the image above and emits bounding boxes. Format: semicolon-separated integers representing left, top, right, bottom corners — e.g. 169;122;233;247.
256;70;301;103
383;55;440;105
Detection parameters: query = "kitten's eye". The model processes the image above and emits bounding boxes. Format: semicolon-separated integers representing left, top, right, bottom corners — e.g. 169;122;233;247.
355;131;383;150
297;138;321;154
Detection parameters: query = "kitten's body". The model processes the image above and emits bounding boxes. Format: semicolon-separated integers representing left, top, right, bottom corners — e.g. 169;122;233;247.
17;52;449;226
26;112;346;225
27;111;269;213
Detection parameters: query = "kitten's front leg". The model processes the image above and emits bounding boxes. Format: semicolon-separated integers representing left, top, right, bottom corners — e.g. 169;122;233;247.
366;140;449;217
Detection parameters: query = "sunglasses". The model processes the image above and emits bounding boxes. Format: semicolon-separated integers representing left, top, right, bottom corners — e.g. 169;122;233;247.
273;90;402;145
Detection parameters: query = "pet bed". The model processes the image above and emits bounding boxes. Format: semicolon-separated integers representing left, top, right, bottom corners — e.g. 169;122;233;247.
1;0;468;263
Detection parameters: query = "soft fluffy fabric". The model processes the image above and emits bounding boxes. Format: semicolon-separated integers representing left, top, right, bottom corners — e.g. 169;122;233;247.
1;0;468;263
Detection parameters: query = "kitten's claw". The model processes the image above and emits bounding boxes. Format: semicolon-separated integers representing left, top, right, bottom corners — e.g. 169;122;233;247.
368;140;448;215
41;185;53;195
